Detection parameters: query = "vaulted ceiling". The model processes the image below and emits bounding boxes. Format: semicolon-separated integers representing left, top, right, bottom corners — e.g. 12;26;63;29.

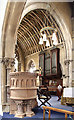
17;9;64;56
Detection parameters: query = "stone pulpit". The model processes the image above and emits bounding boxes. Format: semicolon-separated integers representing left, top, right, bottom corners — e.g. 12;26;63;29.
10;72;38;118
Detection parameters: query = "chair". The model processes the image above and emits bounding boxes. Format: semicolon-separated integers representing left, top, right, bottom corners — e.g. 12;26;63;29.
37;86;51;107
57;85;63;101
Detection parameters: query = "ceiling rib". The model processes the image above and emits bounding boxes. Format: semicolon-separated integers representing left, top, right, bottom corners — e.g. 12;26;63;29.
23;18;40;44
17;32;29;50
18;24;37;46
32;11;47;49
17;9;64;57
23;18;40;37
34;10;53;47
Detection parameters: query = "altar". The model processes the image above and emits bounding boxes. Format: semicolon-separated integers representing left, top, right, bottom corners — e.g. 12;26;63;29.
10;72;38;118
62;87;74;105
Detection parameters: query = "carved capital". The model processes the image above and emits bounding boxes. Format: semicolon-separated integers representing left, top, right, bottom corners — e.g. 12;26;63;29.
64;60;70;65
15;100;24;106
1;57;15;68
15;100;24;115
64;60;73;65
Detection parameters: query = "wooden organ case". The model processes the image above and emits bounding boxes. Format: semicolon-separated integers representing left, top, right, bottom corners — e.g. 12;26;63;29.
39;48;62;93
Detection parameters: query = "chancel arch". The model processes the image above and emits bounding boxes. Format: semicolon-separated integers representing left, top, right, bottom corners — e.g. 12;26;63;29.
19;2;72;88
17;13;68;88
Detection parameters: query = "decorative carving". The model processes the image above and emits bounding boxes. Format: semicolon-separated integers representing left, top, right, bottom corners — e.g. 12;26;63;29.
26;100;35;117
64;60;73;65
1;57;15;68
10;72;38;118
15;100;25;118
64;60;70;65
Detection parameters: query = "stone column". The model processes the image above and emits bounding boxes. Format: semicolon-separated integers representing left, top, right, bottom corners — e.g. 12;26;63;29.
1;58;7;104
6;67;11;103
4;58;15;103
61;59;70;105
64;60;70;87
72;16;74;87
15;100;25;118
26;100;35;117
0;58;3;116
1;57;15;105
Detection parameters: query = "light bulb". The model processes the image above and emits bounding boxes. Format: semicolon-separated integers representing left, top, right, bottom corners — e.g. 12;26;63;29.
46;40;50;46
43;34;47;41
52;32;56;40
52;32;58;45
39;37;43;45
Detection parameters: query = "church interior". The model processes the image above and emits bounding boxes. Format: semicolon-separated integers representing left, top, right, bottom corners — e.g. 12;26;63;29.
0;0;74;119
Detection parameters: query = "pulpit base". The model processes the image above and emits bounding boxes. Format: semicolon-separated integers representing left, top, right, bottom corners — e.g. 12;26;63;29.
26;111;35;117
15;113;25;118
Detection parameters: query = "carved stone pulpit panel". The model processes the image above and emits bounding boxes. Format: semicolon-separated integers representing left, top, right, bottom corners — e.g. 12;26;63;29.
10;72;38;118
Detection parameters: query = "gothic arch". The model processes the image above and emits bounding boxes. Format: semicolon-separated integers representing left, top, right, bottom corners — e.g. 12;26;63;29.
20;2;72;60
19;2;72;86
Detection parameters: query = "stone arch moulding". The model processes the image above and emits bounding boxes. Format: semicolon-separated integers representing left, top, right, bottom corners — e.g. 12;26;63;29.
20;2;72;61
2;2;25;58
19;2;73;87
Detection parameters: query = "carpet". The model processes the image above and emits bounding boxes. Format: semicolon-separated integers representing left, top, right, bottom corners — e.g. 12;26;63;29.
1;96;74;120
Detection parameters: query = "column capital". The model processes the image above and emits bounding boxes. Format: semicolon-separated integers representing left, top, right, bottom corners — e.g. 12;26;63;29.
64;59;73;65
15;100;24;105
1;57;15;68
